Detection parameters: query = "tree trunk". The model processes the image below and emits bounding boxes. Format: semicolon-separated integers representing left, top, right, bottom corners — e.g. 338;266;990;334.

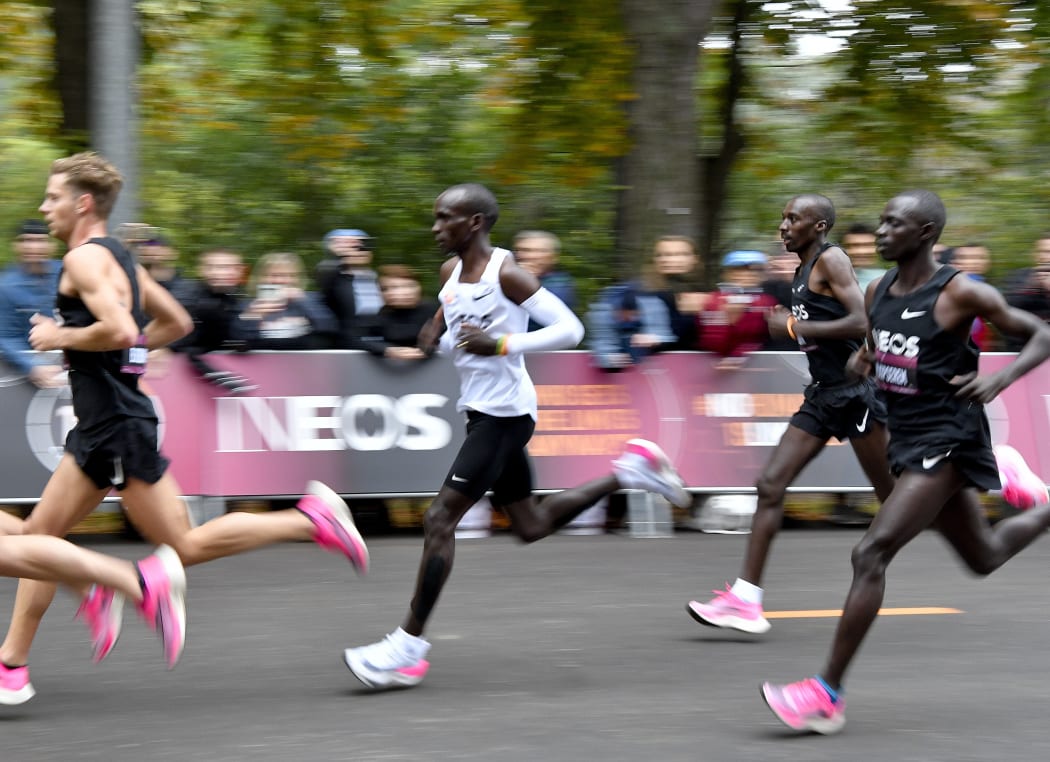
616;0;717;280
700;0;748;282
52;0;90;150
91;0;140;226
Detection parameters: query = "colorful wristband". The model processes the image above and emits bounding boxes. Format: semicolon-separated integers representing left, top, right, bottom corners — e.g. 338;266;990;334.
786;316;798;340
496;335;509;356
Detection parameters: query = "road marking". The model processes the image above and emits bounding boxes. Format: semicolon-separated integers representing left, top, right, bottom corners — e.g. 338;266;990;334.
765;607;962;620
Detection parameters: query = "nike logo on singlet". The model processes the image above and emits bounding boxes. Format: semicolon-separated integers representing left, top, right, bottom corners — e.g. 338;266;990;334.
901;308;926;319
856;408;870;433
451;474;468;483
922;451;951;470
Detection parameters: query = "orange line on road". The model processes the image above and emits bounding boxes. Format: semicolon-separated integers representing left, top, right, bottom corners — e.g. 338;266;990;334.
765;607;963;619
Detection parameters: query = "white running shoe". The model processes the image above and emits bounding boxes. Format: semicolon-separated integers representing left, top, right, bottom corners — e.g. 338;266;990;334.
343;633;431;690
612;439;692;509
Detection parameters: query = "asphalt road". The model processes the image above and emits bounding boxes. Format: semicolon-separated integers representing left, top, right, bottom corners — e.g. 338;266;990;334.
1;528;1047;761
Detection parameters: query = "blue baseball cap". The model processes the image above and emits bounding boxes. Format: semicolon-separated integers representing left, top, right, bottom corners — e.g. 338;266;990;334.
722;250;767;268
325;229;370;243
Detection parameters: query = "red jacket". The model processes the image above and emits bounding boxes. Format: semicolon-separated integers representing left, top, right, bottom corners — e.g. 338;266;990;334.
695;289;778;357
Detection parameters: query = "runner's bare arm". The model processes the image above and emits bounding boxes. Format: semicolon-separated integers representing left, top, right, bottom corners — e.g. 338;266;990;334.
789;247;868;343
947;277;1050;402
845;276;883;380
28;244;139;352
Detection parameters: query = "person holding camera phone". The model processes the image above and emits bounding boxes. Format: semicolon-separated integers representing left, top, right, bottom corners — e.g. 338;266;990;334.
236;252;337;350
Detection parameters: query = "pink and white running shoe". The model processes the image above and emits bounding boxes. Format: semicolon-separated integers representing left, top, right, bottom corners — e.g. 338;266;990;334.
995;444;1049;510
76;584;125;662
136;545;187;669
612;439;692;509
344;634;431;690
298;481;370;575
0;663;34;705
688;585;770;634
762;677;846;735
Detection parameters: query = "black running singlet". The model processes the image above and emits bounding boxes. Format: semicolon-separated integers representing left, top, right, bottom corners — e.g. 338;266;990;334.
791;243;859;386
869;265;979;437
56;237;156;430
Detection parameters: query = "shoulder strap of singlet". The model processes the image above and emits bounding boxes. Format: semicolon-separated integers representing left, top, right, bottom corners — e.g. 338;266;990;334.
87;236;146;326
812;240;835;262
928;264;962;290
797;241;836;282
484;247;509;281
871;267;898;307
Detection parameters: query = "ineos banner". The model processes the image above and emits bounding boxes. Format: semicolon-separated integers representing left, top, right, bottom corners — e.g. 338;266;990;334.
3;351;1047;499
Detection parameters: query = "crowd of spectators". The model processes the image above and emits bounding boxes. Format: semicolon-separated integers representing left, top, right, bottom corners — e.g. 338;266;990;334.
585;228;1050;368
1;219;1048;389
1;218;1047;538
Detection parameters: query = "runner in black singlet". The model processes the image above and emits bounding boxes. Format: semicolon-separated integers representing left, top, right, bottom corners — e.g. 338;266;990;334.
688;194;894;634
0;152;369;705
762;189;1050;735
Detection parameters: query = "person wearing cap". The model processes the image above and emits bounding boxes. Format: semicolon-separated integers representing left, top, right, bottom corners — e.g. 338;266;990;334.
316;228;383;349
0;220;64;387
687;193;895;636
695;249;778;359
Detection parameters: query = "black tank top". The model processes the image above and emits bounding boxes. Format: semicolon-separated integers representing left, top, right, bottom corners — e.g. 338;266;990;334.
57;237;155;430
870;265;979;436
791;243;859;386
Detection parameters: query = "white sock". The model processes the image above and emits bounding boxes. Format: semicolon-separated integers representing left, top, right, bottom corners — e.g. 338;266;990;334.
390;627;431;661
730;578;763;605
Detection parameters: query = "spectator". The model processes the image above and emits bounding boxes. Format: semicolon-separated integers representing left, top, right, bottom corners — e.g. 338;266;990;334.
948;242;994;349
513;230;577;330
236;252;336;351
637;234;703;349
586;235;700;370
358;264;440;361
841;222;884;293
0;220;64;387
760;243;798;351
175;248;255;393
317;229;383;348
134;235;195;304
696;250;779;361
1003;234;1050;351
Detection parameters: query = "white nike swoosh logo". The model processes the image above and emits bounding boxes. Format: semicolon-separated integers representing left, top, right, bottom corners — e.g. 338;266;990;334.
922;451;951;470
901;308;926;319
856;408;870;433
451;475;468;482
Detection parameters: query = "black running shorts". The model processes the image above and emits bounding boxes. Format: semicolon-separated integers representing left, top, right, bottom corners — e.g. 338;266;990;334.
789;378;887;442
886;404;1000;492
65;416;171;490
443;411;536;505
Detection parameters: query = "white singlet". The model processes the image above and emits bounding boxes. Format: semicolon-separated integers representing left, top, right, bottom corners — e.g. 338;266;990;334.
439;247;537;419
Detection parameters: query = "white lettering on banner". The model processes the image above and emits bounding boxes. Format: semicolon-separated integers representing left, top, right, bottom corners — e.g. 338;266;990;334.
216;394;452;453
702;394;754;418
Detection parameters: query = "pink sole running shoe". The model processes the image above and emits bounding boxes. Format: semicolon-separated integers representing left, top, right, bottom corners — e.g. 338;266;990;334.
136;545;187;669
761;677;846;735
343;637;430;691
995;444;1049;510
0;662;34;705
298;481;370;575
687;585;770;634
76;584;126;662
612;439;692;509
